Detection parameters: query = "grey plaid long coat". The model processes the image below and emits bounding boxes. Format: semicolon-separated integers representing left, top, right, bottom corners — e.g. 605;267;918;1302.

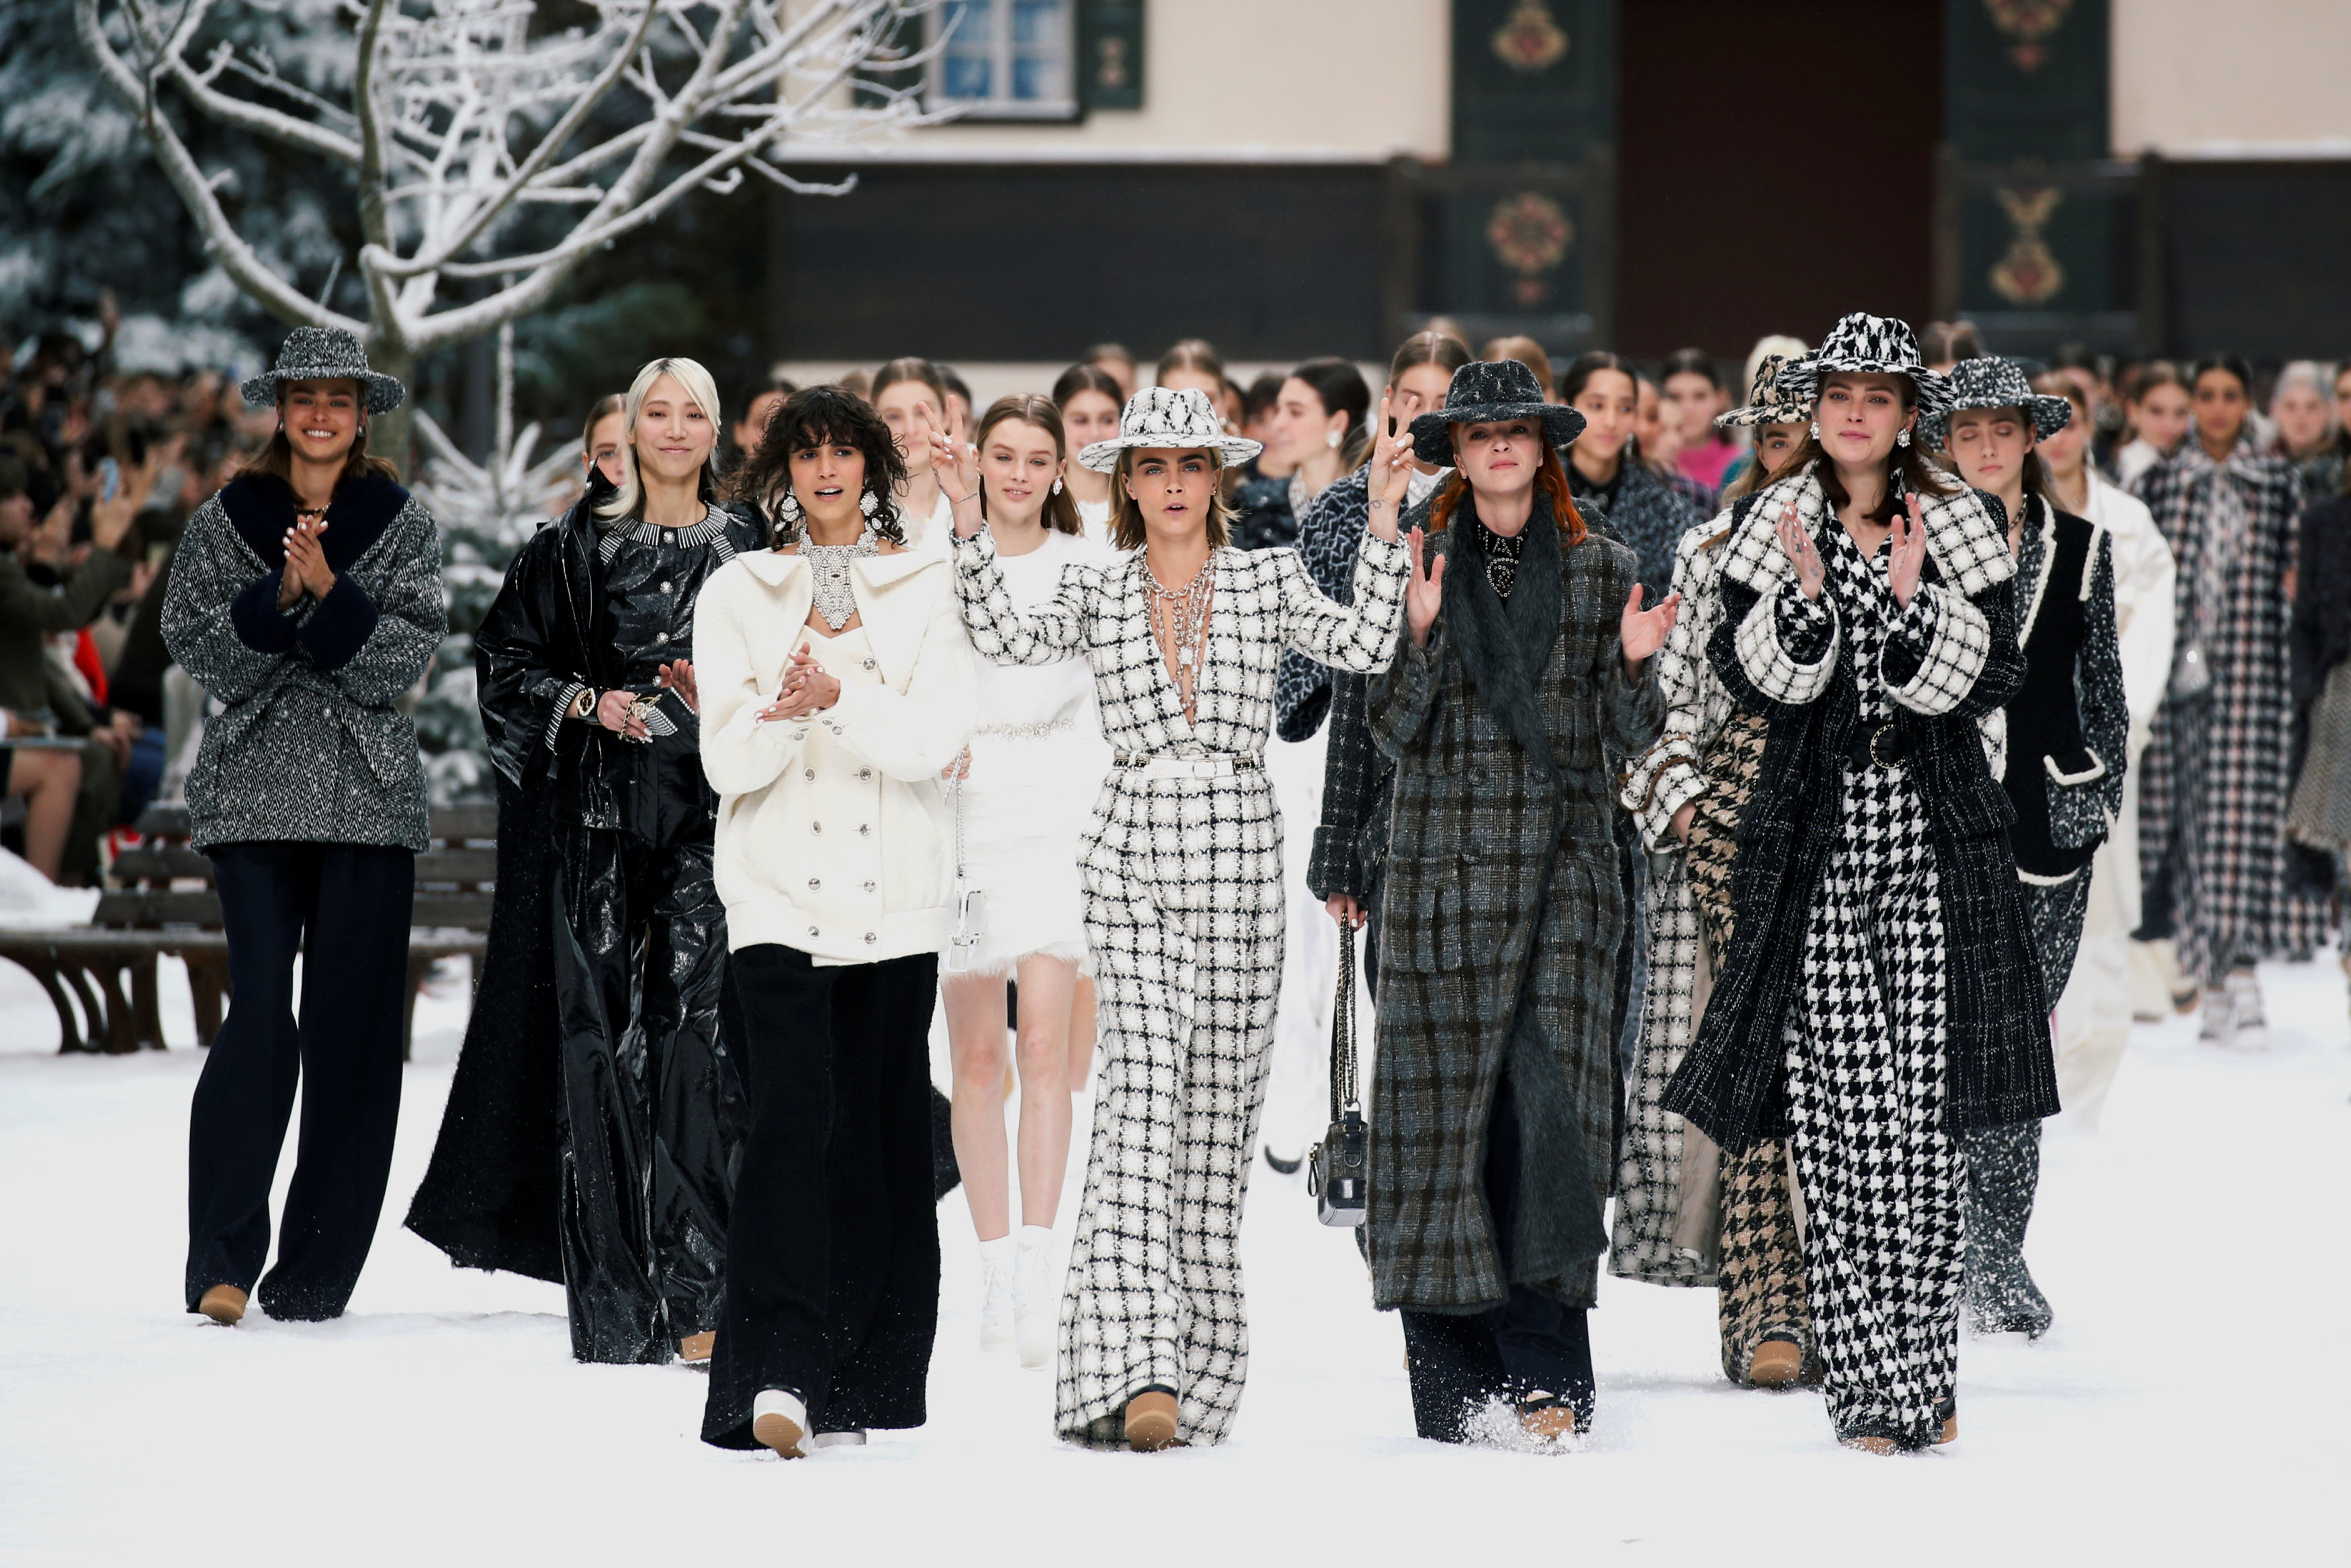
1365;501;1663;1313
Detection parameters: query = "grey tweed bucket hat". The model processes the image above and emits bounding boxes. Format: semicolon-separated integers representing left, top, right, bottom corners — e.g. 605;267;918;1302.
1926;356;2074;447
1407;359;1586;465
1775;312;1952;421
240;326;406;414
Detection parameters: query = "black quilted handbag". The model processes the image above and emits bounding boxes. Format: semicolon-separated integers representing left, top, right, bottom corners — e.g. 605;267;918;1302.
1306;923;1368;1227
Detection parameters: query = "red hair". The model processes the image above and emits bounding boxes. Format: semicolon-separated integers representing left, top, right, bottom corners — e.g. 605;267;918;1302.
1427;443;1586;546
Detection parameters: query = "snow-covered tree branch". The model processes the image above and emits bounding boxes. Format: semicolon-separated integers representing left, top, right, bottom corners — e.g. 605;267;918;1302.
75;0;947;449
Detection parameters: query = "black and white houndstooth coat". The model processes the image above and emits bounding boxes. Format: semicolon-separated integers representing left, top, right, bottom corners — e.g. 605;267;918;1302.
954;525;1409;1449
1662;466;2056;1149
2134;440;2329;981
1365;496;1665;1315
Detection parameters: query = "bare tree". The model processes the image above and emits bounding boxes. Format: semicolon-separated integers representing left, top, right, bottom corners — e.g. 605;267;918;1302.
75;0;942;453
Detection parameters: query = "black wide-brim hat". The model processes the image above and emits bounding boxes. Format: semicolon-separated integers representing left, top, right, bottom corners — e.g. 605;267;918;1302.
1926;355;2074;447
240;325;406;415
1408;358;1585;465
1775;312;1952;422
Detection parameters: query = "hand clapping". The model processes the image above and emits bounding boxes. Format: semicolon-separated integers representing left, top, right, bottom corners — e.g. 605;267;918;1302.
757;644;841;723
279;514;334;609
1775;501;1824;602
1887;493;1928;608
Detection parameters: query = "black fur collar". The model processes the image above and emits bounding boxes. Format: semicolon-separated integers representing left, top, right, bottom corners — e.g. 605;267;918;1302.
1444;488;1564;778
220;470;409;572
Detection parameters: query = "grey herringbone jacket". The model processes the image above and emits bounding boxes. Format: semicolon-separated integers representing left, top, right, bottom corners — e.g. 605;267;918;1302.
162;472;445;854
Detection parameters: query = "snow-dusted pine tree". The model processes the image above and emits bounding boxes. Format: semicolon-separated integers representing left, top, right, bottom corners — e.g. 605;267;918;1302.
73;0;944;457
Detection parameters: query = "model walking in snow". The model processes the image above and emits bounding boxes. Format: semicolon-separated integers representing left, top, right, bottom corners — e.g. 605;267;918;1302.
952;386;1410;1452
2134;355;2326;1046
695;385;975;1457
1615;353;1822;1391
2037;373;2174;1128
410;359;756;1365
163;327;445;1326
935;394;1110;1367
1665;314;2053;1453
1937;357;2128;1338
1366;359;1674;1445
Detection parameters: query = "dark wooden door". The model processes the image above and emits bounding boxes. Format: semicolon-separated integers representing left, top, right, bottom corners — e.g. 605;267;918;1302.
1614;0;1945;359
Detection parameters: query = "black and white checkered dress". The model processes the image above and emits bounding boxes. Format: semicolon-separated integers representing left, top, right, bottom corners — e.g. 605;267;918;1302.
1775;525;1964;1449
955;526;1409;1448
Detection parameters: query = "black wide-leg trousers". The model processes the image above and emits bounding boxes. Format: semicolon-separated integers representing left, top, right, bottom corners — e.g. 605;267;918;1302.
703;943;940;1448
1398;1066;1595;1442
185;840;413;1320
550;827;741;1365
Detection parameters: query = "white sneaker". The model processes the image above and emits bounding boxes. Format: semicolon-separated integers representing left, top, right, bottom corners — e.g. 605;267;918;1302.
2226;968;2269;1049
751;1389;808;1459
1014;1230;1057;1369
980;1258;1014;1350
810;1430;867;1450
2197;988;2231;1043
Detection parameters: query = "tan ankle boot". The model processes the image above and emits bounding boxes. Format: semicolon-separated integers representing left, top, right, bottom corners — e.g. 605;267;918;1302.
1747;1338;1803;1388
678;1331;714;1363
1124;1390;1180;1452
197;1285;247;1326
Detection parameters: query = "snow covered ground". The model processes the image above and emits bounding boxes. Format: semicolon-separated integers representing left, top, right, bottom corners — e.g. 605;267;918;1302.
1;954;2342;1565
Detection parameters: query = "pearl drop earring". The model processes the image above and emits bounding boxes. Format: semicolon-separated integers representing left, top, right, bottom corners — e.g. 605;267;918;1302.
1809;422;1822;441
1325;430;1341;449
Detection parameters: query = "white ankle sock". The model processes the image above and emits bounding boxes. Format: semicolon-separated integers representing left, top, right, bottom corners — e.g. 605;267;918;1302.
978;1233;1014;1268
1016;1224;1053;1259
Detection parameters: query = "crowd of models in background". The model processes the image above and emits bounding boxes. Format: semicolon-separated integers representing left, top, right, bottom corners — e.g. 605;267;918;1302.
137;301;2351;1461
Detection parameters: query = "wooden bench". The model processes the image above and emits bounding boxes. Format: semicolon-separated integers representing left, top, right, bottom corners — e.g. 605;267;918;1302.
0;802;496;1056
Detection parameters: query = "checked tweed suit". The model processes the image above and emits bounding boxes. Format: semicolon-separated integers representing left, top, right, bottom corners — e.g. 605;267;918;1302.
955;526;1409;1449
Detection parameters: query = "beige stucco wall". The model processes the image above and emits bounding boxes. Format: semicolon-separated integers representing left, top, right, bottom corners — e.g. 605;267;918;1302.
783;0;1450;163
2113;0;2351;155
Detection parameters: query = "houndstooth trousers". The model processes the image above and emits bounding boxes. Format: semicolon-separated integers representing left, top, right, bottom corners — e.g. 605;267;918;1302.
1781;535;1963;1448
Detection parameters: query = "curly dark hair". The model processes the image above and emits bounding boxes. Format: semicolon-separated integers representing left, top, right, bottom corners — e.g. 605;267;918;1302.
733;383;911;547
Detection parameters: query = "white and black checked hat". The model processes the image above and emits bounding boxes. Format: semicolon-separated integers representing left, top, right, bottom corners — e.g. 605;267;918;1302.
1077;387;1261;473
1777;312;1951;421
1927;355;2074;446
1407;358;1586;465
240;326;406;414
1716;353;1812;430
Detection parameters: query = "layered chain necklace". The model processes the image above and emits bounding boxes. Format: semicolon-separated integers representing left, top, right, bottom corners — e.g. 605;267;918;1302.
1481;522;1525;600
1145;549;1216;721
803;520;880;630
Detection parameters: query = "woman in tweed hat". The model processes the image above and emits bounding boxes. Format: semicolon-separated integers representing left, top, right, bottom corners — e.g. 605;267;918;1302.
1663;313;2053;1453
951;386;1411;1452
1368;358;1675;1445
162;326;446;1327
1937;356;2129;1340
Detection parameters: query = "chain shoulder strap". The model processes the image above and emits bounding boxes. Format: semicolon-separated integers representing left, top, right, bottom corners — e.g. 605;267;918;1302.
1329;921;1358;1120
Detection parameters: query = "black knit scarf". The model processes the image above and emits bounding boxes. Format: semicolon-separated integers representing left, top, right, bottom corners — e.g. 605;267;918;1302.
1446;488;1565;775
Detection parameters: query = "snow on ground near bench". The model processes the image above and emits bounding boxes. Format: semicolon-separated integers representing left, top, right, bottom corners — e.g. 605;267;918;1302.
1;957;2341;1565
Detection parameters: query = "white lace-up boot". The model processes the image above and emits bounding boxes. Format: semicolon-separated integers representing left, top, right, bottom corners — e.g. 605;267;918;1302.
1014;1225;1057;1369
979;1234;1015;1350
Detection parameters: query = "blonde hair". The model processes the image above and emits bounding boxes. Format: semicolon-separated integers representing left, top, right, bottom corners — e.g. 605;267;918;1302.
596;357;724;520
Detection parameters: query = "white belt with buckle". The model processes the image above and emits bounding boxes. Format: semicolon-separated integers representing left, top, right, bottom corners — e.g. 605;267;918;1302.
1116;752;1259;780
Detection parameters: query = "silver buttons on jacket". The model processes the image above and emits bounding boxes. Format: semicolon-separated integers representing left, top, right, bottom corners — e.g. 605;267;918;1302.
858;768;872;782
862;880;876;893
808;926;819;938
858;823;871;837
861;657;875;671
804;768;814;781
807;878;820;890
864;932;877;944
660;581;673;594
654;632;669;645
811;821;821;833
322;705;332;719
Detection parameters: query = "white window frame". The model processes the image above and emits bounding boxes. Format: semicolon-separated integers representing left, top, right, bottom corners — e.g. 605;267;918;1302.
928;0;1080;122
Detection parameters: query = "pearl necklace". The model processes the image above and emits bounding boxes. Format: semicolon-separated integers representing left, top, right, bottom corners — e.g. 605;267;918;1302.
1482;522;1525;599
802;521;879;630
